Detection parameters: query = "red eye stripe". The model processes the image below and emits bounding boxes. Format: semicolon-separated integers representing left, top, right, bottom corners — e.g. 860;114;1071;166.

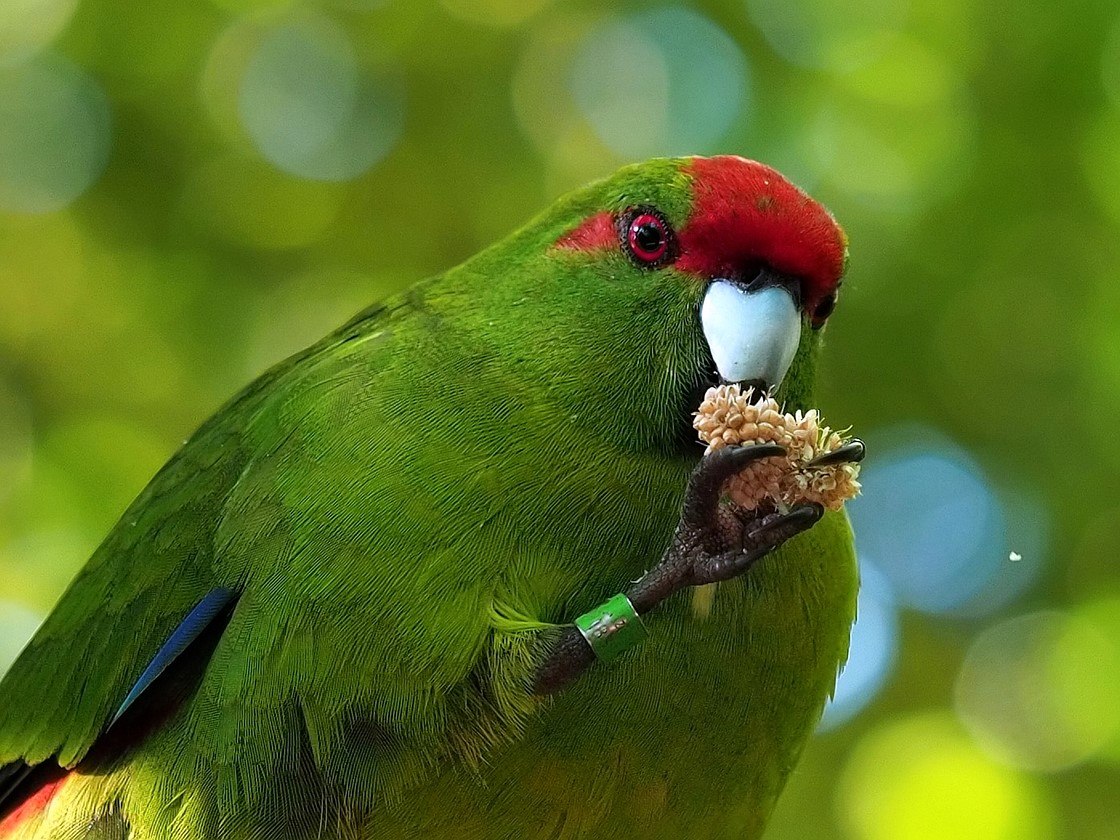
554;207;678;269
555;211;615;251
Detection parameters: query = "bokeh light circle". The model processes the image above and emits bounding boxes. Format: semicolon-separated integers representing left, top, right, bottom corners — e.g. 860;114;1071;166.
0;56;112;213
441;0;556;28
745;0;907;72
180;154;344;250
799;37;976;216
569;8;749;160
955;611;1120;772
838;714;1055;840
1082;110;1120;227
207;0;295;12
510;12;624;192
238;14;404;181
820;560;898;729
0;380;33;507
1103;12;1120;110
951;487;1046;617
847;429;1011;615
0;0;78;66
0;601;42;678
1076;596;1120;764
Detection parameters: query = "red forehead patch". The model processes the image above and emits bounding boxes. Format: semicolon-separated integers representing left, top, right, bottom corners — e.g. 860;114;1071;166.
677;156;847;309
553;157;847;313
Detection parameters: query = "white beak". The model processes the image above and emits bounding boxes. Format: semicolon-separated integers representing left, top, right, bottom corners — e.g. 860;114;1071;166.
700;280;801;388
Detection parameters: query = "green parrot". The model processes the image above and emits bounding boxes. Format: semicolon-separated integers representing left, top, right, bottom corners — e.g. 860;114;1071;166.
0;155;860;840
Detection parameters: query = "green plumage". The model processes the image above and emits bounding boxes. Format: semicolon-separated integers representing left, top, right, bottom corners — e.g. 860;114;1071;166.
0;157;857;839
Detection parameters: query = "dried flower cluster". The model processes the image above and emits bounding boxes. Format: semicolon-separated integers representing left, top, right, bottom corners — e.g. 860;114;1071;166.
693;384;861;512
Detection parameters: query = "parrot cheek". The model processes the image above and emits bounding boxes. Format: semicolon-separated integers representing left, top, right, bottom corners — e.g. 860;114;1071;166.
700;280;801;392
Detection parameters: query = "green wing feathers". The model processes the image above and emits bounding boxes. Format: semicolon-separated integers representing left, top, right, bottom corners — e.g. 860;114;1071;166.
0;290;586;834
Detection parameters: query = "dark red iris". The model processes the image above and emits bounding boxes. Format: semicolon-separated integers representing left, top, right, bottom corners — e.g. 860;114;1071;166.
624;209;673;266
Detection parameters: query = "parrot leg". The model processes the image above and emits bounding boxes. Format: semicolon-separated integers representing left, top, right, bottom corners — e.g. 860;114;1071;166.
534;443;854;694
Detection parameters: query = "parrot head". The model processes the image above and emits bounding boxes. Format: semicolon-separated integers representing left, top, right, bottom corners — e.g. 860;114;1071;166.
455;155;848;455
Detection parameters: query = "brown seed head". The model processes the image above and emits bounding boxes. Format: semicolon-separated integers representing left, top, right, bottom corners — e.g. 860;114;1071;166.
693;384;861;512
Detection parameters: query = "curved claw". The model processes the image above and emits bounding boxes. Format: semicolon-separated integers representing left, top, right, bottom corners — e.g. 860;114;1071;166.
693;443;786;489
682;443;786;528
688;502;825;586
806;438;865;468
747;502;825;543
693;544;774;585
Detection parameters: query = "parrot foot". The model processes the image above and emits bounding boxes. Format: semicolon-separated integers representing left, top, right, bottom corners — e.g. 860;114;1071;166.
532;443;837;695
626;443;820;612
685;502;824;585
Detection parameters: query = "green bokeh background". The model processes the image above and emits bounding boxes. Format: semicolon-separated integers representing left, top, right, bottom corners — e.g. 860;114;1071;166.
2;0;1119;837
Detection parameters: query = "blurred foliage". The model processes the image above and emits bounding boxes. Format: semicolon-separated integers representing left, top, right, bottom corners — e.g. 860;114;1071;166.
1;0;1119;837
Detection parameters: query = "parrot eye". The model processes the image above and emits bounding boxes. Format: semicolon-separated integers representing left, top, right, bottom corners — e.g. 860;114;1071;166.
811;292;837;328
620;206;677;268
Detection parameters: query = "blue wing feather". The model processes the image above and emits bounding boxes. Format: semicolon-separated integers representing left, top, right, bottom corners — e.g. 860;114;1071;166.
0;589;236;815
109;587;237;728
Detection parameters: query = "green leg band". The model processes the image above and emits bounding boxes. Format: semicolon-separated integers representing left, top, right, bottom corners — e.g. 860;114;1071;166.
575;593;646;661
